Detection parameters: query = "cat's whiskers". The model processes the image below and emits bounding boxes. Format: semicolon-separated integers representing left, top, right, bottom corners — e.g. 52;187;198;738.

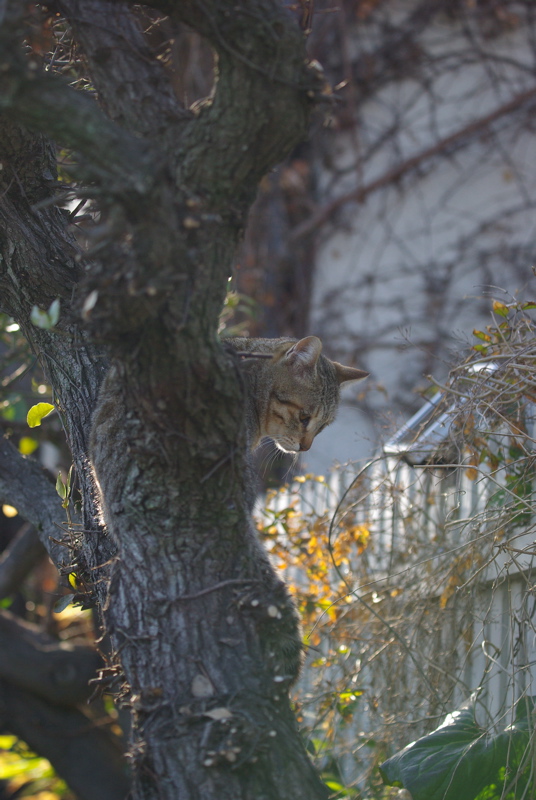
257;436;301;483
257;440;282;478
282;451;299;482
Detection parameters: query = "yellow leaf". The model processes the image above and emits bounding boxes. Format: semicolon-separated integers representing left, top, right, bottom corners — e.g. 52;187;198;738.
440;574;461;608
18;436;39;455
492;300;509;317
473;329;491;342
465;449;479;480
27;402;55;428
2;505;17;518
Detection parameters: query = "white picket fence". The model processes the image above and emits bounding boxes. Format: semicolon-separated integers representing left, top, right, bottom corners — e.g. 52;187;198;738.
261;444;536;783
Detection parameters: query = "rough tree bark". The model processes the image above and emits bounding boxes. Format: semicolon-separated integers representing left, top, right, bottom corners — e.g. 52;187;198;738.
0;2;328;798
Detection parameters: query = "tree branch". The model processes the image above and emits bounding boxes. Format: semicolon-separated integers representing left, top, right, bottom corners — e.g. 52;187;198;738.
290;84;536;240
171;0;320;203
0;523;45;599
0;608;102;705
56;0;190;138
1;74;155;193
0;9;156;193
0;115;111;606
0;437;72;570
0;680;130;800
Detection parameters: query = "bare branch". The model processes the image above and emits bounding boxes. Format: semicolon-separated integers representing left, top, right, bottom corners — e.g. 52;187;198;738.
0;11;156;193
1;680;130;800
0;437;72;569
56;0;190;137
0;72;155;192
0;608;102;705
0;523;45;599
291;85;536;241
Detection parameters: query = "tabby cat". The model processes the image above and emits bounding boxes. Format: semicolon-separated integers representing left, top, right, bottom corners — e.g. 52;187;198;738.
225;335;369;453
223;335;368;682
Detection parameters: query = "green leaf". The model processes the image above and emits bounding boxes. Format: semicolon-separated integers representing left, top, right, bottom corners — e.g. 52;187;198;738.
492;300;509;318
324;779;345;791
379;695;535;800
56;472;67;500
27;402;55;428
30;298;60;329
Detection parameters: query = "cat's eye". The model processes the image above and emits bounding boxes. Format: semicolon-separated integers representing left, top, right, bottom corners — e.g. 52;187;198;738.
299;413;311;427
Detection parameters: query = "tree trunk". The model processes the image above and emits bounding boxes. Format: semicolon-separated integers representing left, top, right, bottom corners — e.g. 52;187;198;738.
0;2;329;797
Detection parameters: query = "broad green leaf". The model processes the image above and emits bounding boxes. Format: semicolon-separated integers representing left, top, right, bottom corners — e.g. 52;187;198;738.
379;695;535;800
27;402;55;428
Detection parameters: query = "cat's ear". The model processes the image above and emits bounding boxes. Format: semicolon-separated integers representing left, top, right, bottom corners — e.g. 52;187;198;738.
285;336;323;373
333;362;370;386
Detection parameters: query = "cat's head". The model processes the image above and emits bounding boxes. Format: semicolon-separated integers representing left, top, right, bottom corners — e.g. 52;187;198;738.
262;336;368;454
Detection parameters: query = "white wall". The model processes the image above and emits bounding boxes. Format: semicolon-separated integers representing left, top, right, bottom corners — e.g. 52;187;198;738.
304;4;536;474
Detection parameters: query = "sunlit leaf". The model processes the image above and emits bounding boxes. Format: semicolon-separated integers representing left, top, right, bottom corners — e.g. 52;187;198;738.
2;505;17;518
56;472;67;500
27;402;55;428
18;436;39;455
324;779;346;791
30;298;60;329
380;695;535;800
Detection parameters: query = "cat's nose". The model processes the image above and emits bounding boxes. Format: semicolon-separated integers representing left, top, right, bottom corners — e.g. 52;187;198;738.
300;432;314;451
